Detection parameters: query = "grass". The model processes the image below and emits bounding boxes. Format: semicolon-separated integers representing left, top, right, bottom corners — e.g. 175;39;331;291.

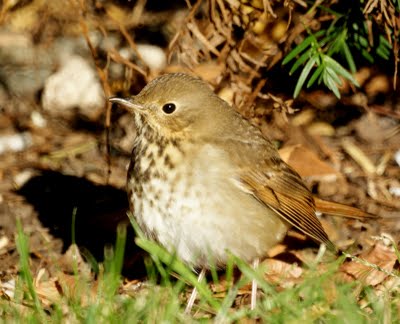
0;218;399;323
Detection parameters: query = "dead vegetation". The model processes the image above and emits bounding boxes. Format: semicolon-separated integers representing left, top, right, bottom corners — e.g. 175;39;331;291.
0;0;399;320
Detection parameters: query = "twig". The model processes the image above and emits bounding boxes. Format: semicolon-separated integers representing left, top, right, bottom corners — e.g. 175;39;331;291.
187;22;221;57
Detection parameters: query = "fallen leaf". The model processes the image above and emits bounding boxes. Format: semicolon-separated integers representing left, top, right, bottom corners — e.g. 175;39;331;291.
279;144;339;180
262;258;303;288
340;241;398;286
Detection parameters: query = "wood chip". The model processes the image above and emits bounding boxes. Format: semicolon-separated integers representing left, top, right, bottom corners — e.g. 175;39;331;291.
341;138;376;174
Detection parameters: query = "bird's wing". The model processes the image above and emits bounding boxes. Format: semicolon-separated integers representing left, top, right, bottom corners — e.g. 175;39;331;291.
239;160;336;251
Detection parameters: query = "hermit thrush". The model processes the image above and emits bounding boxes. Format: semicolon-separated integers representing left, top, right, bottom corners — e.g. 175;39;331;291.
110;73;336;309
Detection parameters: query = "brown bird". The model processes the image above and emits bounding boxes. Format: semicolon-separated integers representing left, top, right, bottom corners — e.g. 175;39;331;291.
109;73;371;311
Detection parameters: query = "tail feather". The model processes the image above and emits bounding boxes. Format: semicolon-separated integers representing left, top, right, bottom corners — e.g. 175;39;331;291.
314;197;378;219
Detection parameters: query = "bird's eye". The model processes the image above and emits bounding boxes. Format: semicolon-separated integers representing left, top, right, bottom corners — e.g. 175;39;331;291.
162;103;176;114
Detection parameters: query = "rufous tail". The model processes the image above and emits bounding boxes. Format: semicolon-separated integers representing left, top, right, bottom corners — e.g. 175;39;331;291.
314;197;378;219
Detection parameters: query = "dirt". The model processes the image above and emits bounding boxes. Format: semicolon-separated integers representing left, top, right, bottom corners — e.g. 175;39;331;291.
0;0;399;303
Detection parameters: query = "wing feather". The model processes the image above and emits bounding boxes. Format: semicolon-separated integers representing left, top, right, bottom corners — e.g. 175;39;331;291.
241;165;336;251
217;131;336;251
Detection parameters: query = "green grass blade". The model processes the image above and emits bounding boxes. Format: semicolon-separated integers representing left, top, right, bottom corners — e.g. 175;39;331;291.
307;64;324;88
323;70;341;98
15;220;46;320
282;31;324;65
289;49;313;75
96;223;127;307
232;255;275;295
128;212;218;308
342;42;356;72
294;56;317;98
135;237;220;310
325;66;343;86
360;48;374;63
282;37;312;65
324;55;359;86
376;36;391;60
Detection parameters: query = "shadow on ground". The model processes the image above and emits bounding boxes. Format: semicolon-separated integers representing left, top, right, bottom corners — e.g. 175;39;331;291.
17;170;146;277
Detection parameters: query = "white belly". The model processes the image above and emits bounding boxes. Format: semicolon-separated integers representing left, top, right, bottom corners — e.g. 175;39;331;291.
130;143;288;268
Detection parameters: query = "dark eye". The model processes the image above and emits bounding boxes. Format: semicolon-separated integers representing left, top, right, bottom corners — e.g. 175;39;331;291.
162;103;176;114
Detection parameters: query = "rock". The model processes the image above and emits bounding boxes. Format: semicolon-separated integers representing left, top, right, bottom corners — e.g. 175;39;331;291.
42;55;105;120
136;44;167;71
0;132;32;154
0;31;55;97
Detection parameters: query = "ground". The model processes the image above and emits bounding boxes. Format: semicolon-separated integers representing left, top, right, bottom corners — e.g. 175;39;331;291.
0;0;399;321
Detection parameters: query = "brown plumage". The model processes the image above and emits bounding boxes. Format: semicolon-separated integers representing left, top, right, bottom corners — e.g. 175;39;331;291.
110;73;338;269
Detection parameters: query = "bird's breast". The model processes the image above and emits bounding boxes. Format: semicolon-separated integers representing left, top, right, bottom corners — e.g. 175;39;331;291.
127;138;287;267
128;139;225;219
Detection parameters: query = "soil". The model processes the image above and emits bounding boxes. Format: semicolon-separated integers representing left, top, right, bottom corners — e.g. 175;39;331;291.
0;0;399;305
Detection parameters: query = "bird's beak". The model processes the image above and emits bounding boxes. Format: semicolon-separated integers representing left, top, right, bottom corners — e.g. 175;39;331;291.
109;97;145;113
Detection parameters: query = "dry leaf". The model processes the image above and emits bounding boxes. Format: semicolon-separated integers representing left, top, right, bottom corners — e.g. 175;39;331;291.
262;258;303;288
58;244;91;276
340;241;398;286
279;144;339;180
